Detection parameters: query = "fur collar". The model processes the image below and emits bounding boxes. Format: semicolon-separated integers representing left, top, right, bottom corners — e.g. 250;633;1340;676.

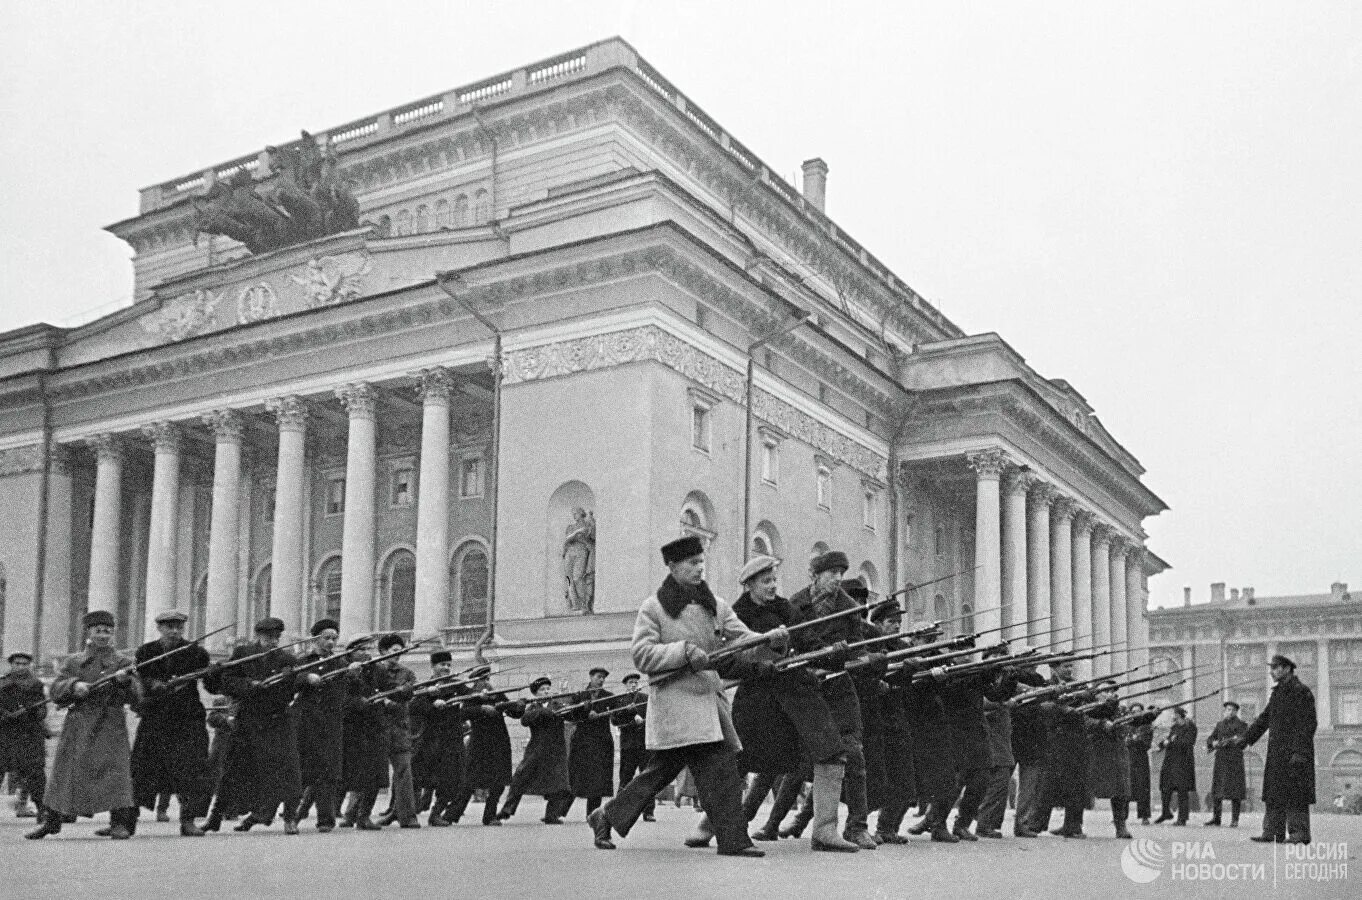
657;575;718;619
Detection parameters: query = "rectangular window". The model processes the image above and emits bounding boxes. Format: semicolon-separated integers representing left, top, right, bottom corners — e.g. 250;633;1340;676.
459;458;483;499
761;440;779;484
862;489;877;530
1339;690;1362;726
390;468;415;506
691;403;712;453
816;464;831;510
325;477;345;516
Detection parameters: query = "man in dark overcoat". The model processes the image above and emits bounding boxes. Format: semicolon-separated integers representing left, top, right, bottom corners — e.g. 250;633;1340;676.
611;673;654;823
205;616;303;834
499;677;573;823
445;671;522;825
411;652;470;826
1204;700;1249;827
562;666;616;818
1241;654;1317;844
1;652;48;821
339;639;388;830
897;640;962;842
1009;662;1052;837
291;619;352;832
370;632;419;828
129;610;212;836
1124;702;1154;824
868;602;916;845
1154;705;1197;825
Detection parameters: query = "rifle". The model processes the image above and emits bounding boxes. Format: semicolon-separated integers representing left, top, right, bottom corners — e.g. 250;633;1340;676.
59;621;241;705
921;643;1125;685
841;617;1057;678
1113;679;1260;727
1009;663;1151;707
1085;667;1233;712
886;566;982;599
277;637;380;683
1066;663;1219;707
589;696;647;722
159;634;316;694
555;690;631;718
314;635;442;685
407;666;525;700
441;683;535;707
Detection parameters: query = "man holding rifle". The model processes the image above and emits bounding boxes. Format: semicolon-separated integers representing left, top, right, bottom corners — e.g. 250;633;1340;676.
292;618;354;832
128;609;214;837
369;632;420;828
2;651;47;829
445;669;523;826
562;666;616;819
411;652;474;826
499;676;573;823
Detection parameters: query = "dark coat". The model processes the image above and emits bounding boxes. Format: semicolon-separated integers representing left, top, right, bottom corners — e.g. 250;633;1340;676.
513;701;570;797
939;672;1011;774
461;696;519;788
1158;718;1197;792
879;689;916;808
1244;674;1317;806
1126;720;1153;801
341;671;388;792
204;642;303;808
983;700;1014;770
370;663;416;755
611;693;647;753
411;685;467;790
292;653;351;786
0;671;47;775
898;679;957;801
1084;702;1130;800
731;591;843;772
1041;702;1091;807
46;647;140;816
565;689;615;798
129;637;211;809
1006;668;1051;766
788;584;879;750
1207;717;1249;800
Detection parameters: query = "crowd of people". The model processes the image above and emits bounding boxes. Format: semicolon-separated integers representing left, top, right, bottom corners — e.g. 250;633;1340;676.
0;536;1319;855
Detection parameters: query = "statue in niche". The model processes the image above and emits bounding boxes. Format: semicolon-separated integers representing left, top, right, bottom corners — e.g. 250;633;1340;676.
192;131;361;255
562;507;596;614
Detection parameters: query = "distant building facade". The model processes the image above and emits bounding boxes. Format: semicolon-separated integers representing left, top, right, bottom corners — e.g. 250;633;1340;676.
0;39;1166;694
1149;582;1362;810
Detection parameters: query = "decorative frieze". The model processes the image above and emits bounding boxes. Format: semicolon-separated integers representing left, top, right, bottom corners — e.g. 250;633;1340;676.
291;254;373;308
503;323;886;479
236;283;279;324
141;289;221;343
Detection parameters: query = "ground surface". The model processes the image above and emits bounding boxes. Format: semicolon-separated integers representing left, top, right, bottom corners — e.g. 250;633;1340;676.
5;801;1359;900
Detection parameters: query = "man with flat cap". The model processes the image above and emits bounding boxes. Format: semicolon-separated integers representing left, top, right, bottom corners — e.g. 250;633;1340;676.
562;666;616;819
611;673;653;822
1238;654;1317;843
292;618;354;832
587;535;778;858
128;609;213;836
204;616;304;834
28;610;143;839
1;651;48;825
1204;700;1249;827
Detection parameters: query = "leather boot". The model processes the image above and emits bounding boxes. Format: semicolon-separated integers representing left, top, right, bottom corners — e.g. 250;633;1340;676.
295;787;313;822
929;803;959;843
809;763;858;852
764;777;804;838
1114;822;1133;839
180;815;206;837
355;791;381;830
25;807;62;840
781;789;814;839
684;814;714;848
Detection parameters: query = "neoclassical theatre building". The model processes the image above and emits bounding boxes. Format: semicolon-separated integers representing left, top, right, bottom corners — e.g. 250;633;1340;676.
0;39;1168;681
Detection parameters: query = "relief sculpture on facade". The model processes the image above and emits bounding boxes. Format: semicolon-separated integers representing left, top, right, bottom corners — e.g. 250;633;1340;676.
140;289;221;343
290;253;373;308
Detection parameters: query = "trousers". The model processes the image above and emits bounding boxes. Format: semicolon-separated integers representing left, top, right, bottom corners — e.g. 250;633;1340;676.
603;741;750;853
976;765;1014;831
1262;803;1310;842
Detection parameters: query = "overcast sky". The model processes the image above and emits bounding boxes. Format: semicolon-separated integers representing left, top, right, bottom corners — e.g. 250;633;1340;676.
2;2;1358;609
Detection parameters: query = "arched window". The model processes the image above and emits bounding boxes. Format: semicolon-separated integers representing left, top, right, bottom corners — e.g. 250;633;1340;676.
933;593;949;621
435;199;451;229
453;194;469;227
317;557;342;623
751;520;783;562
960;602;974;634
751;533;773;557
383;550;416;632
376;214;391;237
395;209;412;236
413;205;430;234
451;542;489;627
934;525;945;556
858;561;879;596
473;189;491;225
251;565;271;624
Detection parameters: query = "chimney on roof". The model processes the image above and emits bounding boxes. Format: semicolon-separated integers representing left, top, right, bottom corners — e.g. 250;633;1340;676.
1244;587;1255;605
1230;588;1240;602
1332;582;1348;601
1183;586;1192;607
801;158;828;213
1211;582;1226;604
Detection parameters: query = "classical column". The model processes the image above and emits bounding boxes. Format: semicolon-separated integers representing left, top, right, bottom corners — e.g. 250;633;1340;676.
1126;550;1148;669
1109;538;1129;672
86;434;124;615
1090;524;1112;675
1026;483;1054;646
337;383;378;637
203;410;243;643
1001;470;1032;632
1050;498;1075;653
41;445;75;653
142;422;182;637
1071;509;1094;677
267;396;309;636
413;368;454;636
968;449;1006;633
1317;638;1332;730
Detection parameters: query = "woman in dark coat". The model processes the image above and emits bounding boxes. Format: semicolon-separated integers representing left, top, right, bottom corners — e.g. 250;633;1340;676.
1124;703;1154;824
1155;707;1197;825
1204;701;1249;826
563;668;615;817
1243;655;1317;843
446;682;522;825
498;679;572;823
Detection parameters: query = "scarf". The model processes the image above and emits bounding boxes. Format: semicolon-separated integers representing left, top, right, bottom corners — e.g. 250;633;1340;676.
657;574;718;619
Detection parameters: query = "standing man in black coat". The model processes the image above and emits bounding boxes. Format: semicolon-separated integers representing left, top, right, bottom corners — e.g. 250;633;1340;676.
1155;706;1197;825
499;677;574;823
1124;702;1154;825
370;632;419;829
411;652;470;826
1241;654;1317;844
446;671;522;826
129;610;213;836
292;619;353;832
1204;700;1249;827
612;673;653;823
205;616;303;834
562;667;616;818
0;651;47;821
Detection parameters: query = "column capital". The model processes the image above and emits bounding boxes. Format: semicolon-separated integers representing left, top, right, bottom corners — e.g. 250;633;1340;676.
1004;470;1039;495
203;409;245;443
142;421;183;454
1109;535;1132;559
1052;495;1077;520
49;442;73;476
416;367;456;403
1028;481;1058;506
1071;507;1095;533
337;382;377;419
86;433;124;464
266;396;309;432
966;448;1009;479
1124;544;1148;570
1091;522;1115;546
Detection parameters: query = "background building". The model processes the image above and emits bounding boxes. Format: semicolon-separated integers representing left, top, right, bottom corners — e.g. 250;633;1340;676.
0;38;1166;698
1149;582;1362;811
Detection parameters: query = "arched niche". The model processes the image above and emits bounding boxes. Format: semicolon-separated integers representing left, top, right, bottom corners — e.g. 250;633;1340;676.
547;481;596;616
858;561;879;596
380;548;416;632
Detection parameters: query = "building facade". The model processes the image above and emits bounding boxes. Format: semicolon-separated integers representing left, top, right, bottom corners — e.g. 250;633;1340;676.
1149;582;1362;810
0;39;1167;691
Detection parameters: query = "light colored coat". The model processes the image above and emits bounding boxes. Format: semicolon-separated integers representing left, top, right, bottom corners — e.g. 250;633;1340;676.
634;591;756;752
45;648;141;816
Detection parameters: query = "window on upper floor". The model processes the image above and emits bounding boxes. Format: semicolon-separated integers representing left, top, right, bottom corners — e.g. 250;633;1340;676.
691;400;712;454
1338;689;1362;726
414;204;430;234
934;524;945;556
394;209;412;236
391;468;415;507
453;194;469;227
435;199;451;229
862;486;878;530
460;457;484;500
761;438;779;485
325;477;346;516
816;463;832;510
473;189;491;225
